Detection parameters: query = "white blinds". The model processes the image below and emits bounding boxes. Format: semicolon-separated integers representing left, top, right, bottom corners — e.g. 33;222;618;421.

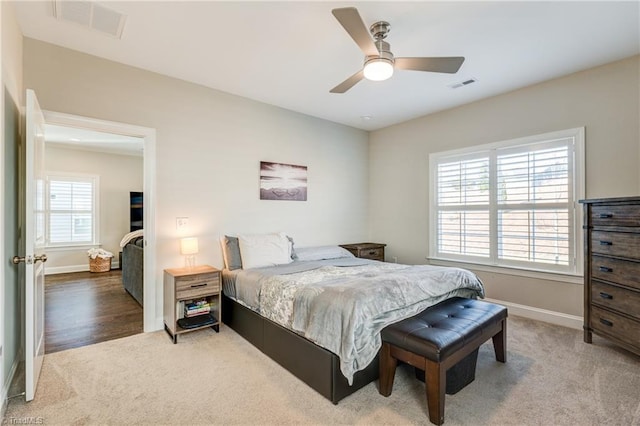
47;176;95;245
433;135;577;273
437;156;490;258
496;141;571;266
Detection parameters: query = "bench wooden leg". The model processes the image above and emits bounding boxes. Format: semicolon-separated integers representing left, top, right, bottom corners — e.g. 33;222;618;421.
425;358;446;425
492;319;507;363
379;342;397;397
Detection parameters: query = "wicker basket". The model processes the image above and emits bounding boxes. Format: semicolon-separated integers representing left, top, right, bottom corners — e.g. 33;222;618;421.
89;256;112;273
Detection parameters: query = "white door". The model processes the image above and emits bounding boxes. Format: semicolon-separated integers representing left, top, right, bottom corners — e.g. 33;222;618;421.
24;89;47;401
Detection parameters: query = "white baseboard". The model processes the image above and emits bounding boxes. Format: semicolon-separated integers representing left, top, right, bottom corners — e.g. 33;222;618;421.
485;298;583;330
45;262;120;275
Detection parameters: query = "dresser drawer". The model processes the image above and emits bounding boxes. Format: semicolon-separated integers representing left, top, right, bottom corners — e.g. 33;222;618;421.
591;255;640;291
340;243;386;261
591;205;640;227
591;231;640;260
591;280;640;321
176;273;220;299
358;247;384;261
590;305;640;350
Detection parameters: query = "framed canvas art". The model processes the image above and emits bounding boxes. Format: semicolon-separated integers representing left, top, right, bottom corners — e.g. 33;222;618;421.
260;161;307;201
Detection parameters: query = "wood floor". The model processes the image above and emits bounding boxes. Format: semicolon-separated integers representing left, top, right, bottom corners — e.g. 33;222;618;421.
45;270;143;353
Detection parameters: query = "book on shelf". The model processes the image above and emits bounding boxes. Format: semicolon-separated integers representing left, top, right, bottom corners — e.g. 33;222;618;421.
184;298;211;317
185;307;210;317
185;298;208;308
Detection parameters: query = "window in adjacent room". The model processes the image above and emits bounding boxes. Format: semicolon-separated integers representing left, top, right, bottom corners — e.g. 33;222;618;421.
429;127;585;275
45;173;99;247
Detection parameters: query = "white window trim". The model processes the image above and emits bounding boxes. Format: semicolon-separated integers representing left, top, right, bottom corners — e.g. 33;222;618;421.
428;127;585;278
44;171;100;248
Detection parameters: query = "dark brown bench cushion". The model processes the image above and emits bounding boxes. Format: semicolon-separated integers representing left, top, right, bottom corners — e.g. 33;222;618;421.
381;297;507;362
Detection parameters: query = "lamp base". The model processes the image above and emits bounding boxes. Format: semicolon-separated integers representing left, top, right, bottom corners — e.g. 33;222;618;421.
184;255;196;270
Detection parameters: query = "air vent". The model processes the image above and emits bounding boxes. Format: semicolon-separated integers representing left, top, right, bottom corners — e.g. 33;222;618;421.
53;1;127;39
448;78;478;89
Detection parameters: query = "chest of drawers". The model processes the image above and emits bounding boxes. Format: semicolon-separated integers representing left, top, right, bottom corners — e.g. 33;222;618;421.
581;197;640;356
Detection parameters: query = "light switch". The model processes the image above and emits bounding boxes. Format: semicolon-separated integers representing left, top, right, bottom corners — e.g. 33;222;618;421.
176;217;189;231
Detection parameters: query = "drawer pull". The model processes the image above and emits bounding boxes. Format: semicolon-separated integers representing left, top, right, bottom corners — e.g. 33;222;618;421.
190;283;207;288
599;292;613;300
598;241;612;246
598;213;613;219
599;318;613;327
368;251;376;255
598;266;613;273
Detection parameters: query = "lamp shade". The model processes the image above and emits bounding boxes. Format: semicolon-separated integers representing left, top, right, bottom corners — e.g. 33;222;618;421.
180;237;199;255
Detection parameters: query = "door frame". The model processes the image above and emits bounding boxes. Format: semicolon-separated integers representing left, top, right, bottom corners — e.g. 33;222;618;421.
43;111;159;332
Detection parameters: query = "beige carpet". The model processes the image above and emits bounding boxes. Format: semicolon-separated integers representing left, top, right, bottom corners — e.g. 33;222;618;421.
4;315;640;425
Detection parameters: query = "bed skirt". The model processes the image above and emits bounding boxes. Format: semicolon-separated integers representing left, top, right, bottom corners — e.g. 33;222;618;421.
221;294;379;404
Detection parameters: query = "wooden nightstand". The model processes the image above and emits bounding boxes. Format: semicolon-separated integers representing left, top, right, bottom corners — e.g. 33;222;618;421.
340;243;386;262
163;265;221;344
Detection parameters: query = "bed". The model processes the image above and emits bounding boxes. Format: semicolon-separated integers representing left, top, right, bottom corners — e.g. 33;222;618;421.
220;233;485;404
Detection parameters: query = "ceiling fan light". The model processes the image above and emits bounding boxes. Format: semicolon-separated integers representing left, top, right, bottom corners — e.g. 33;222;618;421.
363;58;394;81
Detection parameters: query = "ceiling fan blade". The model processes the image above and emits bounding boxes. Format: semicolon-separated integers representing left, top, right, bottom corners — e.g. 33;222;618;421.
332;7;379;57
395;57;465;74
330;70;365;94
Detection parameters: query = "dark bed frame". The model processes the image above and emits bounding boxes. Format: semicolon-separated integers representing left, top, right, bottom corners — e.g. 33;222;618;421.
222;294;380;404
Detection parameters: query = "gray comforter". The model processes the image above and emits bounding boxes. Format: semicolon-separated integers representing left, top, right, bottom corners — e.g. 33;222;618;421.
226;260;484;384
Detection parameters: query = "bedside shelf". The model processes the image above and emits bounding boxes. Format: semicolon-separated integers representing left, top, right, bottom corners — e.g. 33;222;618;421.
163;265;222;343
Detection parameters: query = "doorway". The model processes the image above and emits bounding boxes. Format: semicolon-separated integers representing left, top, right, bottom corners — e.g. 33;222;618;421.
42;122;146;352
42;111;157;335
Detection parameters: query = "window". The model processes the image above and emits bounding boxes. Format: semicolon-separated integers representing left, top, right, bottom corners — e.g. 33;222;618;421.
45;174;99;247
429;128;584;275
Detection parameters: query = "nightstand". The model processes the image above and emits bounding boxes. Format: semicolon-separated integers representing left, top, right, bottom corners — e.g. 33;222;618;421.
339;243;386;262
163;265;221;344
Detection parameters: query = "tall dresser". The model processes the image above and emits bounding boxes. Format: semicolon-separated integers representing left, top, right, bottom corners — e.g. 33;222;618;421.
581;197;640;356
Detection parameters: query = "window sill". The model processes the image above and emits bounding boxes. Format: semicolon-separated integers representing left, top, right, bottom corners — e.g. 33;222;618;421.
426;257;583;285
45;244;102;252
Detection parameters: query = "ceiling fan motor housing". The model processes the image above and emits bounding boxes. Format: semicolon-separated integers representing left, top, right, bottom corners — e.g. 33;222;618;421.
366;39;394;65
368;21;394;64
365;48;393;65
369;21;391;40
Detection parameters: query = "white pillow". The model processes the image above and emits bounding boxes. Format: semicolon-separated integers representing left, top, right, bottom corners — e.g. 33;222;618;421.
295;245;354;262
237;232;293;269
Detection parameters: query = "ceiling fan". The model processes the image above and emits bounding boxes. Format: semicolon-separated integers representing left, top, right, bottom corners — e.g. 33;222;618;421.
330;7;465;93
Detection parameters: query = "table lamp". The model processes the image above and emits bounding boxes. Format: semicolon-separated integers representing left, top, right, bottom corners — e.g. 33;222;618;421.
180;237;199;269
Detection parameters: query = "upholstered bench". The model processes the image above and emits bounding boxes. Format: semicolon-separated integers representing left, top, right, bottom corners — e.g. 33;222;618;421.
379;297;507;425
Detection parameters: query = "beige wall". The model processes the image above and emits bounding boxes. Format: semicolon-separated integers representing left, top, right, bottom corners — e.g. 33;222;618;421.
369;55;640;318
1;1;22;104
44;146;143;272
23;38;370;326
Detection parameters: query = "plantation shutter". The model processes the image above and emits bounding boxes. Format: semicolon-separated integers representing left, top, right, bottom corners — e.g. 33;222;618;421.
496;139;572;266
436;155;491;258
431;130;580;274
47;176;95;245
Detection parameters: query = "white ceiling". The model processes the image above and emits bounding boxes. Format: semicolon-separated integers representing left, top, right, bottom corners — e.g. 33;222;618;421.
13;1;640;131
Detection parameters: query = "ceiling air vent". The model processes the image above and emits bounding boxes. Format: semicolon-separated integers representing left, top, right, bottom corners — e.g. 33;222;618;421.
448;78;478;89
53;1;127;39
